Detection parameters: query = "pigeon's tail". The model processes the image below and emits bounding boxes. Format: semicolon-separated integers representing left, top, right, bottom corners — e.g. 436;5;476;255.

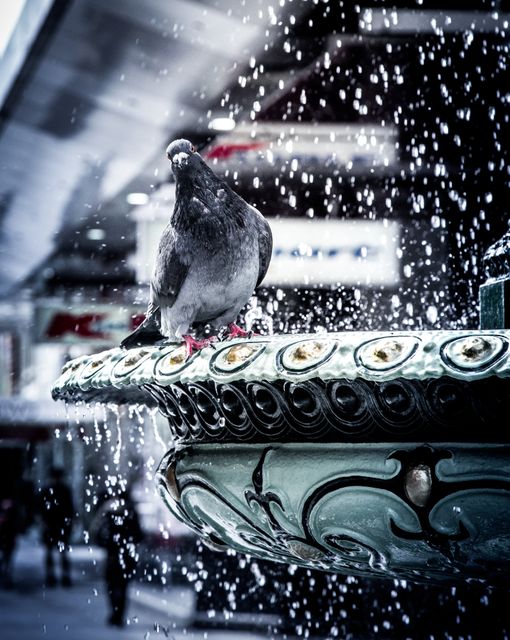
120;308;165;349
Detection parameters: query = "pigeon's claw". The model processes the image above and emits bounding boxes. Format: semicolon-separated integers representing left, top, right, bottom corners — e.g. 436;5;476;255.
226;323;256;340
182;335;217;358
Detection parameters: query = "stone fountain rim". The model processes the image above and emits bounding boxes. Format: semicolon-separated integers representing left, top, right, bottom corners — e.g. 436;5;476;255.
52;329;510;405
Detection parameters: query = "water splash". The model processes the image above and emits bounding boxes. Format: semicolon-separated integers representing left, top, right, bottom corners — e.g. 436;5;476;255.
108;403;122;466
148;406;167;451
93;402;103;449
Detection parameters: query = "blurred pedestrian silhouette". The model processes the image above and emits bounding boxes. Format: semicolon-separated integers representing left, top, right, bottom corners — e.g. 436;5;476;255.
0;474;35;588
0;497;18;588
92;485;143;627
39;466;74;587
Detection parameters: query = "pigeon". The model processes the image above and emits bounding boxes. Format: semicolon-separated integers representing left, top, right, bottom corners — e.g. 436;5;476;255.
121;139;273;355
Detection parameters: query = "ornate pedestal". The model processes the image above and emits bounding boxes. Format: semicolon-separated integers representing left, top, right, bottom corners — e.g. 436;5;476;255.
52;330;510;583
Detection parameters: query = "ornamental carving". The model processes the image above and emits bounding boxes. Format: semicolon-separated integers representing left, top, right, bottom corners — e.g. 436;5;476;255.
157;443;510;583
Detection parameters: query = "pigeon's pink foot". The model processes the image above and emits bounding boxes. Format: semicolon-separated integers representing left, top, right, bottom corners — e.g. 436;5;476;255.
182;335;217;358
226;323;257;339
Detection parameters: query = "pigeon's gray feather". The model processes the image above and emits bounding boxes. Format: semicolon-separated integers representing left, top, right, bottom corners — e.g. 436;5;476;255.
120;232;189;349
252;206;273;287
150;227;189;309
119;305;163;349
121;138;272;347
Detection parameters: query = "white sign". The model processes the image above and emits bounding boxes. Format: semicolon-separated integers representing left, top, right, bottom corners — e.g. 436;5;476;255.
264;218;400;287
135;215;400;288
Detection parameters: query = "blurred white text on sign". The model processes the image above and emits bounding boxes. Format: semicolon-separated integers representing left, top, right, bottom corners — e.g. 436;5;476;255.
264;218;400;287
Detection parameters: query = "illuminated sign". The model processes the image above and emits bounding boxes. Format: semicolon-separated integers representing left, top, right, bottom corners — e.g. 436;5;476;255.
135;211;400;288
263;218;400;287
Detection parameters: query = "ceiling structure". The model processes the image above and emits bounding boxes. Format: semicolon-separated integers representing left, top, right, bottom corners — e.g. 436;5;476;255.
0;0;302;297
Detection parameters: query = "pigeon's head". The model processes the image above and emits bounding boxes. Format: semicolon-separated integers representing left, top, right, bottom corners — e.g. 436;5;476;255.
166;139;199;175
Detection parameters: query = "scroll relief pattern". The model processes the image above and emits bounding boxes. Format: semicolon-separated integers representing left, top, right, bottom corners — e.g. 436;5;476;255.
157;444;510;583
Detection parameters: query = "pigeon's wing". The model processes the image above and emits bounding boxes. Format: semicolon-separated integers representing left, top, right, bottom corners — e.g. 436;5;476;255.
150;227;190;308
120;308;163;349
120;228;188;349
249;206;273;287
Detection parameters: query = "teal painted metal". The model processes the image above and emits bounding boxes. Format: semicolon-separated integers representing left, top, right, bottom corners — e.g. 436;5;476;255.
480;280;510;329
157;443;510;583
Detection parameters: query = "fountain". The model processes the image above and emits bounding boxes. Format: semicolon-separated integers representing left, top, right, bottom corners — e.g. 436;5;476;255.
52;230;510;585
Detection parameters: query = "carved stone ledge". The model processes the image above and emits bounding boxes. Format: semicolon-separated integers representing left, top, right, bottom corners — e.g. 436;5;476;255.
52;330;510;406
157;442;510;584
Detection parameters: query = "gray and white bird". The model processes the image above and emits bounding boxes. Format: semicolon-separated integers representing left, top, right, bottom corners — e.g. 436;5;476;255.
121;139;272;356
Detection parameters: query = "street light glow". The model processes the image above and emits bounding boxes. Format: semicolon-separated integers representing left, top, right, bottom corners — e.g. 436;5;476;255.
209;117;236;131
126;192;149;206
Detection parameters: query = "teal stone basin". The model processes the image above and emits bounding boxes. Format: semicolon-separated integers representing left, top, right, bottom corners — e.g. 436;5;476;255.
52;330;510;583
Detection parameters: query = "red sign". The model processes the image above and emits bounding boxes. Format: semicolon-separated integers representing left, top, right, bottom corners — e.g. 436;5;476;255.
35;304;144;344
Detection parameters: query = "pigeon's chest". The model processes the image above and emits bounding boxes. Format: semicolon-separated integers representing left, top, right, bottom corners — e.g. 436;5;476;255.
185;239;258;312
199;238;257;285
184;219;252;269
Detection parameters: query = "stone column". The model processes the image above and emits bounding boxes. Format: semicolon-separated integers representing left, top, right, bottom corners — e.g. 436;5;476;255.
480;225;510;329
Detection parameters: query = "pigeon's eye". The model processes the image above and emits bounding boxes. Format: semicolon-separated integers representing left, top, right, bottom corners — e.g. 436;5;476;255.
190;145;196;153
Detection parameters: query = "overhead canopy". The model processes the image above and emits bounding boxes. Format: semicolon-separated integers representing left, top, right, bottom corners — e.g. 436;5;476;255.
0;0;281;296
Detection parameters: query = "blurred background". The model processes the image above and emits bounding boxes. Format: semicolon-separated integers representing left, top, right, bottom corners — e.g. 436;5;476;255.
1;0;509;638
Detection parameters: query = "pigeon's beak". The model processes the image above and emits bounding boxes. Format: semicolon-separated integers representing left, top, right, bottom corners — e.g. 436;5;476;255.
169;152;189;167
